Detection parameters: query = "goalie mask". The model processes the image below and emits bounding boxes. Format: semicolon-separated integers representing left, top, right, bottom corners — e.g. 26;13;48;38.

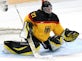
41;1;52;14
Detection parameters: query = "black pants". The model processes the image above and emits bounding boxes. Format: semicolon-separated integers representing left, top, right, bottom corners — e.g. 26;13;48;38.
31;35;53;51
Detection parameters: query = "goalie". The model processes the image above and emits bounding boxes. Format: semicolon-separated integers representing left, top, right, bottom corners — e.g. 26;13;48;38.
4;1;79;55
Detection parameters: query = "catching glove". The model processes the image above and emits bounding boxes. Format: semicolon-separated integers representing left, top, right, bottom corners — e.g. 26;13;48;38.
62;28;79;42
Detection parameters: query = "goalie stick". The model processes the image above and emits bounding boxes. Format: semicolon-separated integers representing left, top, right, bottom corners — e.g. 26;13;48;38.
27;31;41;58
14;5;23;24
27;34;55;61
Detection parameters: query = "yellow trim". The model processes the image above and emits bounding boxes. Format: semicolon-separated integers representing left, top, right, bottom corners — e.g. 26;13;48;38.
50;37;63;47
4;43;40;56
21;51;33;56
21;45;40;56
4;45;16;54
13;46;27;51
50;41;61;47
63;35;75;42
24;22;29;37
31;12;36;18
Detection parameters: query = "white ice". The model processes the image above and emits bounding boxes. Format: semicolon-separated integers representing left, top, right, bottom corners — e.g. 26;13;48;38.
0;0;82;61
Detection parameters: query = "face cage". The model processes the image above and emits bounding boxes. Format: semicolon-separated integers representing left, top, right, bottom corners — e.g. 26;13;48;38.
42;5;52;14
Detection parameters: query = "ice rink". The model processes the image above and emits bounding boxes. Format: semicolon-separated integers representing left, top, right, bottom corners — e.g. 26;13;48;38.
0;0;82;61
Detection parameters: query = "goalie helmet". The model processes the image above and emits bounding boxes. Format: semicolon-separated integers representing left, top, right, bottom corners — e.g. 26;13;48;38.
41;1;52;14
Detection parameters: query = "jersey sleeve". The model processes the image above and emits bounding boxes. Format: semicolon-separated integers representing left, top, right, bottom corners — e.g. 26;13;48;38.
24;14;32;23
53;23;64;36
24;11;37;24
52;14;64;36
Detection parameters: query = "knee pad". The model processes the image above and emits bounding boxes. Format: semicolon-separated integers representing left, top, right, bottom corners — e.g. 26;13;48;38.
49;36;63;50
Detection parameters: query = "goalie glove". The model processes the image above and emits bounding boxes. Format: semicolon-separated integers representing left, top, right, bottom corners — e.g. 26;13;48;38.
62;28;79;42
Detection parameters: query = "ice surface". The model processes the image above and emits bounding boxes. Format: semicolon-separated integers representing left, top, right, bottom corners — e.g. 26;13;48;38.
0;0;82;61
0;34;82;61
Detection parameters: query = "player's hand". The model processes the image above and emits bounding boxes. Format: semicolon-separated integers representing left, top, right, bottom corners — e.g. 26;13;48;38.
63;28;79;42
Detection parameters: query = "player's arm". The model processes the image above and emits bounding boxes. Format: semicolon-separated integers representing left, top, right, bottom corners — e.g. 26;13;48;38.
53;23;79;42
53;14;79;42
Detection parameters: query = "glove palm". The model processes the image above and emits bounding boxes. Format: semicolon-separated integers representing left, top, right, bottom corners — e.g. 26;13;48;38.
63;28;79;42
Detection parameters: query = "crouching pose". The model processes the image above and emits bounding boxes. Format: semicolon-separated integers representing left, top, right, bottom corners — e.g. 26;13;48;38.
4;1;79;56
